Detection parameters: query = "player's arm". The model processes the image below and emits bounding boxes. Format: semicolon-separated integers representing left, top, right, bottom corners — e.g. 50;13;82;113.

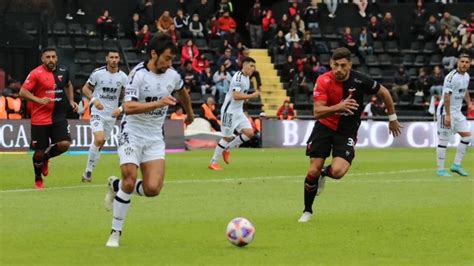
464;90;472;107
232;91;259;101
65;81;78;112
19;71;51;105
123;97;176;115
174;89;194;125
377;85;402;137
443;91;452;128
313;97;359;119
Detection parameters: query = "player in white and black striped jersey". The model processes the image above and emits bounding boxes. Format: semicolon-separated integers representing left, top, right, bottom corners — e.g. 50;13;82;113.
81;49;127;182
436;53;472;177
208;57;260;170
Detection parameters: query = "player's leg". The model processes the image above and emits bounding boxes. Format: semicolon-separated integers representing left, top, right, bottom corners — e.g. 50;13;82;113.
220;117;254;164
209;120;234;169
323;133;355;180
436;115;452;177
43;120;72;176
30;125;50;189
450;117;471;176
140;159;165;197
83;116;109;182
299;123;331;222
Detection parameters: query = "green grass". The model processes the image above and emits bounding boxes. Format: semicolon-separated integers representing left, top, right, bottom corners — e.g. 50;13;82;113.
0;148;473;265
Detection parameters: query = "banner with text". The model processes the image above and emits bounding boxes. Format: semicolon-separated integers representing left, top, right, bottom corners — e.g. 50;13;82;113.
0;120;185;152
262;120;474;148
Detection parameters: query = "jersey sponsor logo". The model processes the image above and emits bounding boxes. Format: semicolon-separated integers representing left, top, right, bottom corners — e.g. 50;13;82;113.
58;75;63;82
348;87;356;97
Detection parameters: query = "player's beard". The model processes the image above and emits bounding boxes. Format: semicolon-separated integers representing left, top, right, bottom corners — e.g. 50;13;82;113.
46;62;56;71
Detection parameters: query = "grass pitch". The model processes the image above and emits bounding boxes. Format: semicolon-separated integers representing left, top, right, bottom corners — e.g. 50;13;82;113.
0;148;473;265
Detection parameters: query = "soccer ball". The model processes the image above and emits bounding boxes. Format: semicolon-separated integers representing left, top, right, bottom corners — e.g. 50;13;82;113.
226;217;255;247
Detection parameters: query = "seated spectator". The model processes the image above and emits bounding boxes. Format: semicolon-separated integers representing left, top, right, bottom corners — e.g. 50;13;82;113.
362;95;386;118
181;39;199;65
136;24;151;52
272;30;288;56
282;55;296;83
218;39;233;55
429;65;444;97
96;10;117;40
213;64;232;103
174;8;190;38
304;0;320;30
189;13;204;38
237;47;250;68
277;100;295;120
218;0;233;16
381;12;397;41
227;27;242;47
456;17;471;38
292;42;305;63
277;13;291;34
168;24;180;45
301;31;314;55
440;11;461;34
358;26;373;61
180;60;200;93
193;54;209;74
218;11;236;36
157;10;174;34
391;66;410;103
200;96;221;131
415;68;430;100
217;48;238;75
353;0;368;18
196;0;213;25
170;106;188;129
199;66;216;95
285;28;300;48
424;15;441;42
437;28;452;53
461;30;474;50
129;13;144;46
291;14;305;36
342;27;357;55
367;16;383;41
288;1;300;19
303;55;323;83
442;41;461;71
206;15;220;38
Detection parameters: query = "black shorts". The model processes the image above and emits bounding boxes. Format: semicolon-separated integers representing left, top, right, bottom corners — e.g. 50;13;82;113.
30;120;71;150
305;122;356;164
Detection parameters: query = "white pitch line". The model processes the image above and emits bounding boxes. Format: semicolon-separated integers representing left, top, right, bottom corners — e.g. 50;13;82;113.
0;168;470;194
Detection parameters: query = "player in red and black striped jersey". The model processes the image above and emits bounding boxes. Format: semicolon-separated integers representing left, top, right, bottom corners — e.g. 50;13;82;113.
298;47;402;222
19;47;78;190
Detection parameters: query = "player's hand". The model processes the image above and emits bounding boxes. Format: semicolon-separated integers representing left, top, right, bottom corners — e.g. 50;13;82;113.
156;96;177;108
185;113;194;125
338;95;359;115
251;91;260;98
112;107;121;118
38;97;51;105
388;120;403;137
70;101;78;112
94;100;104;110
444;115;451;129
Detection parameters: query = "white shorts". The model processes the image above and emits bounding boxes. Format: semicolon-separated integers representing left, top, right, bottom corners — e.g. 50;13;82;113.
221;112;252;137
90;114;116;139
437;113;470;139
118;133;165;166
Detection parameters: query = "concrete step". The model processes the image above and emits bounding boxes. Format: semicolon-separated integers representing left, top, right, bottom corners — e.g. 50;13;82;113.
260;90;287;97
262;97;288;105
249;49;268;56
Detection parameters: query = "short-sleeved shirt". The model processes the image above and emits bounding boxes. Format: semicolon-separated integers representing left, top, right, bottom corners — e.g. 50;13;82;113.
87;66;127;118
436;69;470;116
22;65;71;125
121;62;183;140
221;71;251;115
313;70;380;135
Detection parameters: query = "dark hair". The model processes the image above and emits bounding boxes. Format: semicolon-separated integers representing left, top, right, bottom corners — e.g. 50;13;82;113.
106;49;120;55
147;33;178;56
41;47;57;55
331;47;351;61
241;57;256;64
459;53;471;60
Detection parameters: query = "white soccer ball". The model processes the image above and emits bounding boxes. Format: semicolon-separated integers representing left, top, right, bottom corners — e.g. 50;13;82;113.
226;217;255;247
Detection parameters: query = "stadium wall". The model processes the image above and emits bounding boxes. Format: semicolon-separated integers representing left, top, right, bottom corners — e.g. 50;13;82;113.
0;119;185;152
261;120;474;148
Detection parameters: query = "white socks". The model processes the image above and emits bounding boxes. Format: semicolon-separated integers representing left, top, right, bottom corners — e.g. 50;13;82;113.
211;139;229;164
437;139;448;170
454;136;470;165
112;189;131;231
227;134;250;149
85;143;101;172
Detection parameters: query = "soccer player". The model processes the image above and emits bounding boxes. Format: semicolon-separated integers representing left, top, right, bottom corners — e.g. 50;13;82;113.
208;57;260;170
104;34;194;247
436;53;472;177
19;47;78;189
298;47;402;222
81;49;127;182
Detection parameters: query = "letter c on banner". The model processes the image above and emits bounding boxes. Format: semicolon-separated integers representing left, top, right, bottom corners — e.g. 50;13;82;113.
407;122;429;148
370;122;394;147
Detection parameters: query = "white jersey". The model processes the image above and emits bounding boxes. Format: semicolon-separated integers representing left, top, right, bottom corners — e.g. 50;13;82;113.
122;62;183;140
87;66;127;117
437;69;470;116
221;71;251;115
